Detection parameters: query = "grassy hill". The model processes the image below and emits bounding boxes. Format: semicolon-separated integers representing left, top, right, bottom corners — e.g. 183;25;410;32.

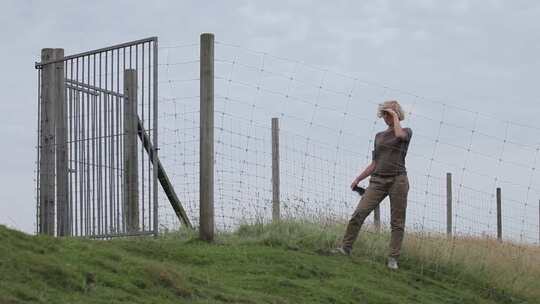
0;221;538;303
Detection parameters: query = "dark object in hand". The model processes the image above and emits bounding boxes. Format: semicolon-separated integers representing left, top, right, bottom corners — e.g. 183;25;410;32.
352;185;365;195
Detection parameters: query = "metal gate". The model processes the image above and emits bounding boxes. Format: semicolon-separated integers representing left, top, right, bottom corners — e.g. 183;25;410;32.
35;38;159;237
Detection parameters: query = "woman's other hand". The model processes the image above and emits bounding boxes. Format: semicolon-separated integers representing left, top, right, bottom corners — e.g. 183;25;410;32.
350;177;360;190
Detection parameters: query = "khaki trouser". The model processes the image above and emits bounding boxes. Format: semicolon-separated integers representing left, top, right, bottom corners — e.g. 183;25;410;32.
342;174;409;258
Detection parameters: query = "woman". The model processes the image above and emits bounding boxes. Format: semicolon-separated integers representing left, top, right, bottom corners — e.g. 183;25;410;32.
335;100;412;270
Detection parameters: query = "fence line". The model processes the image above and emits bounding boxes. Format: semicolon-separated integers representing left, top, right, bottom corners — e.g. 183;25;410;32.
156;36;540;245
33;35;540;245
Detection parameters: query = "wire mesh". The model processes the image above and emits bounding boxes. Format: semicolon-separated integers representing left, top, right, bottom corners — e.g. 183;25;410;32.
157;39;540;245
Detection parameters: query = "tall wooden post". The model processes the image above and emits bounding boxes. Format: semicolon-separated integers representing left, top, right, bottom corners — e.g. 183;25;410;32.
496;187;502;242
39;48;64;236
124;69;139;233
200;33;215;241
272;118;280;222
446;172;452;237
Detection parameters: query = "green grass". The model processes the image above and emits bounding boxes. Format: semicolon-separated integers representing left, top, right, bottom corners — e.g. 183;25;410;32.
0;221;538;303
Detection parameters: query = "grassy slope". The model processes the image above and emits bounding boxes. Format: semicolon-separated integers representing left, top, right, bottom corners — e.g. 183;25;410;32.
0;223;536;304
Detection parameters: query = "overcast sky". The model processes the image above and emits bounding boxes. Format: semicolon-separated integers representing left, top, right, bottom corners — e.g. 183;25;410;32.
1;0;539;235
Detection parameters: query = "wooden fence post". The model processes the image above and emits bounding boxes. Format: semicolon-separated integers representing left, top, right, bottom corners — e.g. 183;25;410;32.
272;118;280;223
497;187;502;242
200;33;215;241
39;48;64;236
124;69;139;233
446;172;452;237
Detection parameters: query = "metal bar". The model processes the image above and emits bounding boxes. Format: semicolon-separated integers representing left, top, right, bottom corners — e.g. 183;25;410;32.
85;55;91;236
35;67;41;234
79;58;84;236
122;47;126;233
65;84;99;96
138;44;144;231
79;88;84;236
110;51;116;234
68;86;73;236
116;48;121;234
80;56;86;236
272;117;280;223
98;53;103;235
64;61;73;236
83;56;88;236
147;42;152;233
200;33;214;241
152;39;159;236
35;37;158;68
91;56;96;236
107;52;114;235
87;55;95;236
94;55;100;236
66;79;125;98
103;54;108;236
75;58;81;236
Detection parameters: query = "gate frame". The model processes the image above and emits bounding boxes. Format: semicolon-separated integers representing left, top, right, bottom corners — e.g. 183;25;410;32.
35;37;161;237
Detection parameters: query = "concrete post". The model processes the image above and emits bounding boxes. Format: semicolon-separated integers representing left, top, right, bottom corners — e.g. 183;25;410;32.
373;205;380;232
272;118;280;222
200;33;214;241
39;48;64;236
496;187;502;241
124;69;139;233
53;49;68;237
446;172;452;237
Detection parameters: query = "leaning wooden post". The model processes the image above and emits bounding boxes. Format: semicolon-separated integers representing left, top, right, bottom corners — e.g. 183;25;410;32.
39;48;64;236
496;187;502;242
124;69;139;233
272;118;280;222
446;172;452;237
200;33;215;241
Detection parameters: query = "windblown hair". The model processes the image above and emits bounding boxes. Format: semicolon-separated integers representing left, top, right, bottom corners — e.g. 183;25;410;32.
377;100;406;121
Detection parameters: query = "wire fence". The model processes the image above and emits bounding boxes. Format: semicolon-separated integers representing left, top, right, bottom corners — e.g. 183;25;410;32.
155;38;540;246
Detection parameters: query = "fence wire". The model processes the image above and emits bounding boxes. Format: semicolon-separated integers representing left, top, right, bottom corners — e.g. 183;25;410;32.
156;40;540;246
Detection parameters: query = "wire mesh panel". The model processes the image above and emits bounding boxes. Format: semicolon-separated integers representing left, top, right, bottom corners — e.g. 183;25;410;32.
35;38;159;238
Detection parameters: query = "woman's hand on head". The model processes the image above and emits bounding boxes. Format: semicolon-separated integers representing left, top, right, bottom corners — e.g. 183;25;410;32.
383;108;398;118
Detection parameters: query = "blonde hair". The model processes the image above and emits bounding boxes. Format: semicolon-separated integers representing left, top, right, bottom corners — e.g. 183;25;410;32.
377;100;406;121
